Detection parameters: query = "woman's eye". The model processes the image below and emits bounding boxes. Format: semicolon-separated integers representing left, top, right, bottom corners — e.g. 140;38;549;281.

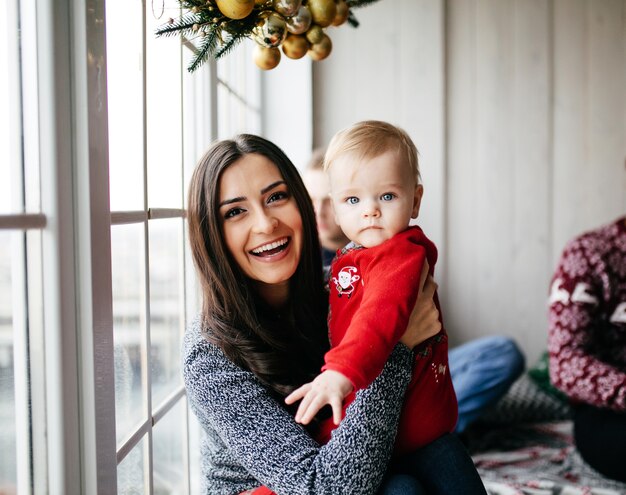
346;197;359;205
381;193;395;201
224;207;244;219
268;191;288;203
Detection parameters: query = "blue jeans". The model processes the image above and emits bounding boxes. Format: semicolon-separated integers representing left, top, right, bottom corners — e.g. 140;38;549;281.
449;335;525;433
378;433;487;494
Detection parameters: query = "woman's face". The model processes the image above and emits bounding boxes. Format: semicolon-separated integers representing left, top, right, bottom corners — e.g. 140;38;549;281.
218;153;303;302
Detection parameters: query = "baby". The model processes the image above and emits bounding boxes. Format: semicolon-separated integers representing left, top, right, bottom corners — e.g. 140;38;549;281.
286;120;457;456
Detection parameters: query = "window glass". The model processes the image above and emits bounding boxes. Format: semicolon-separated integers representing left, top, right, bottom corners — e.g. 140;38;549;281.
149;218;184;407
153;399;186;494
0;1;19;215
111;224;147;446
0;232;17;492
105;0;145;212
216;42;261;139
117;438;146;495
146;2;183;209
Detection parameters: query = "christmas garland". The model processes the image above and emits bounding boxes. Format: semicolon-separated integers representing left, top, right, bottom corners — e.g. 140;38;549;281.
156;0;381;71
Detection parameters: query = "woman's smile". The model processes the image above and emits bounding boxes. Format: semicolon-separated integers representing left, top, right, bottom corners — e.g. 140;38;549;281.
250;236;291;258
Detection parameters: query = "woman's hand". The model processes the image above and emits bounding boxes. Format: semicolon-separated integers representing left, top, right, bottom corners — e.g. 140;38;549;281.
399;261;441;349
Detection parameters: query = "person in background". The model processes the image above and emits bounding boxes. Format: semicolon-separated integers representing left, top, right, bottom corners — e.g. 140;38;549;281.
302;143;525;436
548;216;626;482
302;147;349;268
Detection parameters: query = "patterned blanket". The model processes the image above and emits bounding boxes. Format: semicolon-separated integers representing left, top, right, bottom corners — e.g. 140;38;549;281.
466;374;626;495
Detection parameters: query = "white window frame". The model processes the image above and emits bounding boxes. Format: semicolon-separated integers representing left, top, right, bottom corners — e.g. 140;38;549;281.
4;0;314;492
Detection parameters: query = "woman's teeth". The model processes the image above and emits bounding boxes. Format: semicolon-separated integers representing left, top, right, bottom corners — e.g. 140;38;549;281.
251;238;288;255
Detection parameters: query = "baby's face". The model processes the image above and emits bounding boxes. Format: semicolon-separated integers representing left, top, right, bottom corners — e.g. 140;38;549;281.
328;150;422;248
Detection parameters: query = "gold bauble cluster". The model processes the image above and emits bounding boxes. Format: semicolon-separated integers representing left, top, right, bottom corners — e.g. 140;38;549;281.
217;0;349;70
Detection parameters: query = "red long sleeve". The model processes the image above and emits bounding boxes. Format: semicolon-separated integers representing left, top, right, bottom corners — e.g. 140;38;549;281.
323;227;429;390
317;226;457;454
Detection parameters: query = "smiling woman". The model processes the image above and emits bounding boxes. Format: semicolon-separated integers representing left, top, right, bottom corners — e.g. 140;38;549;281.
218;154;303;306
186;134;328;399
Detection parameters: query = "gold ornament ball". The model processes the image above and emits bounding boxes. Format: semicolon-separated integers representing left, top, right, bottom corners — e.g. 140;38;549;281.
331;0;349;26
215;0;254;19
308;33;332;61
286;5;312;34
252;11;288;47
253;45;281;70
273;0;301;17
305;24;324;44
307;0;336;28
282;34;310;59
255;0;271;4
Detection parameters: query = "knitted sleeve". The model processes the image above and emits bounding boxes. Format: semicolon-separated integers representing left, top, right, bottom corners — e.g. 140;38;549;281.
183;319;414;495
548;235;626;411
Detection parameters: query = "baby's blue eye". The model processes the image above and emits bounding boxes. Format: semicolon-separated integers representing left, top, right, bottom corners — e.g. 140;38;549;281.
346;197;359;205
381;193;395;201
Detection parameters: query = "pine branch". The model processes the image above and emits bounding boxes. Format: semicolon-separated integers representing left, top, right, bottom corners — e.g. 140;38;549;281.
214;31;247;59
156;13;201;37
346;0;381;9
188;27;220;72
347;11;359;28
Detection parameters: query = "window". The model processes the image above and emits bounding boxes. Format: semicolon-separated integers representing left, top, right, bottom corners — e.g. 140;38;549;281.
1;0;264;492
106;1;262;494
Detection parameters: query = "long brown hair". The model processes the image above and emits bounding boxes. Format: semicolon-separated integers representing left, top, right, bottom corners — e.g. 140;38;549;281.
187;134;329;399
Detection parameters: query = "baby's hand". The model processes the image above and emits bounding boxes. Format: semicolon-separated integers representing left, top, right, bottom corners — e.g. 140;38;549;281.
285;370;354;426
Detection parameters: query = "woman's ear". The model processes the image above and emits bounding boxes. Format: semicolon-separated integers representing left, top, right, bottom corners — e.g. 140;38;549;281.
411;185;424;219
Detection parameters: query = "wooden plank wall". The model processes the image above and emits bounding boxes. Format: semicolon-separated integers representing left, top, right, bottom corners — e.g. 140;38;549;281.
313;0;447;259
313;0;626;363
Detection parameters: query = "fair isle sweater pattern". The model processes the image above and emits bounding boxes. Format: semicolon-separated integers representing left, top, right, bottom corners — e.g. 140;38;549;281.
548;217;626;411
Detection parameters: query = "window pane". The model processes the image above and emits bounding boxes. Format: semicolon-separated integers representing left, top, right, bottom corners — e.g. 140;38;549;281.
0;232;17;491
146;2;183;209
112;224;147;446
149;219;183;407
153;399;186;494
0;0;21;215
216;41;261;140
106;0;145;211
217;82;231;139
118;437;147;495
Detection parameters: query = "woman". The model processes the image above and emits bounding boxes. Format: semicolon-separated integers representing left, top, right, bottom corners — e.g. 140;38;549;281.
185;134;484;494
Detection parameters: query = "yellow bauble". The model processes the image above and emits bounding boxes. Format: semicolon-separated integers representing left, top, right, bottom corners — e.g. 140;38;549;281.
253;45;281;69
282;34;310;59
305;24;324;44
308;33;332;61
307;0;336;28
332;0;349;26
216;0;254;19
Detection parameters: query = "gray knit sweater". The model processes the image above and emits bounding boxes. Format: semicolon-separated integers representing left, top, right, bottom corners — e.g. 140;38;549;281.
183;316;414;495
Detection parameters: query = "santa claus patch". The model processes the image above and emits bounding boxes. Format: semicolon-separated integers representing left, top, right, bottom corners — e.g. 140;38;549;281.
332;266;361;299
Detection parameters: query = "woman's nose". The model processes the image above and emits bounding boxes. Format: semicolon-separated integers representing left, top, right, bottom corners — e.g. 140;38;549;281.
253;210;279;233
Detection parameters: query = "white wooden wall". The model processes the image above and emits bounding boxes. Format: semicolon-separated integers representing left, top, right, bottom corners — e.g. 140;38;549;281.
313;0;626;364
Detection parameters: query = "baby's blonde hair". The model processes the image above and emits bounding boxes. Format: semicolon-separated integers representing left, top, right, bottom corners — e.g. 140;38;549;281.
323;120;421;184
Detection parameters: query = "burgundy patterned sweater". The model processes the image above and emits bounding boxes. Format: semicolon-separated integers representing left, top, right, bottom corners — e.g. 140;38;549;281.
548;217;626;411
